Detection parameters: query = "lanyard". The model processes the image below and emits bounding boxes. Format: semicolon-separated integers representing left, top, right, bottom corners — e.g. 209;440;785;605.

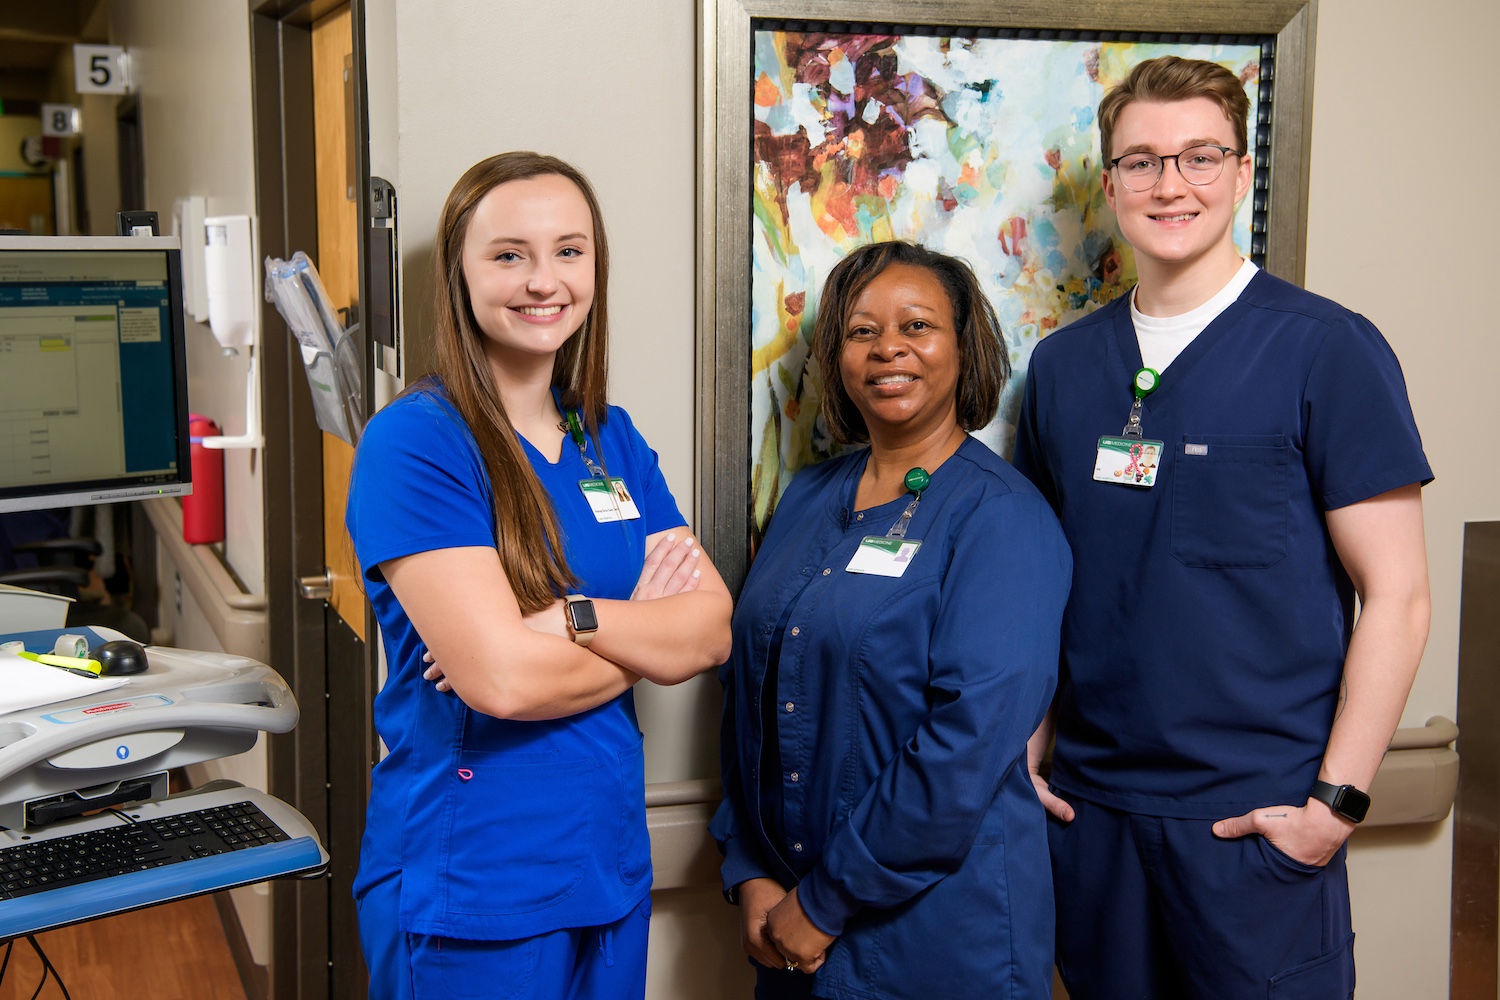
885;467;931;539
1122;367;1160;439
563;409;607;479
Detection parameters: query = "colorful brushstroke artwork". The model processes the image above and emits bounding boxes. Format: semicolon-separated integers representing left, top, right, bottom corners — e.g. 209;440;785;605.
749;31;1262;542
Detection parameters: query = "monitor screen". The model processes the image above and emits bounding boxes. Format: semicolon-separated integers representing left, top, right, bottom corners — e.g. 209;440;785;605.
0;235;192;513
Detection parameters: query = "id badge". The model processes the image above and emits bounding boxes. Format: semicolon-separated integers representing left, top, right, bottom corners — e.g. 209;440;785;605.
1094;436;1164;488
579;478;641;522
845;536;922;577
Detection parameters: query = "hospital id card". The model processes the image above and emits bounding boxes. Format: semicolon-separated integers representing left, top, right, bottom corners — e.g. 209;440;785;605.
845;536;922;577
1094;436;1164;488
579;478;641;522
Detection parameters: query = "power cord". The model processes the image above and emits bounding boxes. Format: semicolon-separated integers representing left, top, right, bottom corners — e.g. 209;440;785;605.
105;808;139;826
24;934;72;1000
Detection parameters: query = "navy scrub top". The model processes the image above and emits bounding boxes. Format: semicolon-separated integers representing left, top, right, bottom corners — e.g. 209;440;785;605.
1013;270;1432;819
346;380;686;940
712;436;1072;999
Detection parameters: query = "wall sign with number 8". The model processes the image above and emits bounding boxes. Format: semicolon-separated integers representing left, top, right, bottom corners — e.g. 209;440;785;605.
73;44;132;95
41;104;82;138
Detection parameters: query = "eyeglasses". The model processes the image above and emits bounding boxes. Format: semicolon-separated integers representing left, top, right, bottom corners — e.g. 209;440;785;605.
1108;145;1243;192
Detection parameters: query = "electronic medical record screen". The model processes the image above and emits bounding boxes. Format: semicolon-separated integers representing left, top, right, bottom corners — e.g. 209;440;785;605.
0;236;192;513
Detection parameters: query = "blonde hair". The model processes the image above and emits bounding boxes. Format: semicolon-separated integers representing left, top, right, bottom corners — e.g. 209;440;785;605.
1098;56;1250;162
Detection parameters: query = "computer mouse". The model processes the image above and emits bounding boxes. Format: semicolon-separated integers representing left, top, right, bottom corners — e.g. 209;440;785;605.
93;640;150;675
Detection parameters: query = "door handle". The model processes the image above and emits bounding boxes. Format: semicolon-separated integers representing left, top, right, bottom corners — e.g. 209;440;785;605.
299;572;332;600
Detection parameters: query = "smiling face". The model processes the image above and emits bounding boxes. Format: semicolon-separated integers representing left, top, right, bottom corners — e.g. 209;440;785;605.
1102;96;1252;281
460;173;596;373
837;263;961;444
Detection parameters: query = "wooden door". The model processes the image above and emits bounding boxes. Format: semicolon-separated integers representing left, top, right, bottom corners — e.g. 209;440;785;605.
312;6;364;640
310;6;372;997
250;0;380;994
0;175;55;233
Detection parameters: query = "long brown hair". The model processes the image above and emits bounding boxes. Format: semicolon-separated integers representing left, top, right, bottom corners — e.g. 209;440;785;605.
430;151;611;613
810;240;1008;445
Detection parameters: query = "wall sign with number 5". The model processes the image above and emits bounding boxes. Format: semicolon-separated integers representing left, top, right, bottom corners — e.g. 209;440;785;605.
73;44;132;95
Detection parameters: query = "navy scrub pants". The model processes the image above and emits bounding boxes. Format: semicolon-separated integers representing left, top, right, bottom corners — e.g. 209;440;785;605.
356;872;651;1000
1048;796;1354;1000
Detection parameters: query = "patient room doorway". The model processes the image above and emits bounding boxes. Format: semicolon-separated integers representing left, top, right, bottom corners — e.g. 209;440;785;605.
251;0;378;997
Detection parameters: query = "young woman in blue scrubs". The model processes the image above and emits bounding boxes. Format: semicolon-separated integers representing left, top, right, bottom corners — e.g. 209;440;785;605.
712;241;1072;999
345;152;732;999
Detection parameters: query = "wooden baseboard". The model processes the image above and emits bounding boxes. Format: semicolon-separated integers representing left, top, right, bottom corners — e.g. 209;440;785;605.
214;890;269;1000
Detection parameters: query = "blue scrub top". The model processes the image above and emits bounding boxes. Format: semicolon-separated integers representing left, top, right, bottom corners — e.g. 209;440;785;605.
1013;270;1432;819
346;380;686;940
712;436;1071;998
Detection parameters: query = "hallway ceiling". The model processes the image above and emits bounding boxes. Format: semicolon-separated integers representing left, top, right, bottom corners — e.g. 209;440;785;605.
0;0;106;115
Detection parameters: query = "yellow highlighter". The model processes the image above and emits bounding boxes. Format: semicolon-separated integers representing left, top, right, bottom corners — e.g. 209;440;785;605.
16;650;103;679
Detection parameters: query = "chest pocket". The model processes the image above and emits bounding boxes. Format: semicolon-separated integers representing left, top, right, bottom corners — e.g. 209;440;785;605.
1171;435;1291;568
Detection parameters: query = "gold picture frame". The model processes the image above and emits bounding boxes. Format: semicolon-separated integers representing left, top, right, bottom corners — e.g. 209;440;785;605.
697;0;1319;588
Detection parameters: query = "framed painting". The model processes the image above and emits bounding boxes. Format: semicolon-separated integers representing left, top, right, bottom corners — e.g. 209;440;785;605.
698;0;1319;588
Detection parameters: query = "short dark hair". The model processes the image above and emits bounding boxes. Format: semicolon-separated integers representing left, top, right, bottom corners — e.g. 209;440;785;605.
1098;56;1250;162
811;241;1009;445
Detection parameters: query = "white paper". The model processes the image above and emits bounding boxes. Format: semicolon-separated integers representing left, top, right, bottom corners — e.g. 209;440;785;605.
0;651;127;715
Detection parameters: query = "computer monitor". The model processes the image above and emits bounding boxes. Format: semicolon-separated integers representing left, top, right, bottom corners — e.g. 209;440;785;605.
0;235;192;514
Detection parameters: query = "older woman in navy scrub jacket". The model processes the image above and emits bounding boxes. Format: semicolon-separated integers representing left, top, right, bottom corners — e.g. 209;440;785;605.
345;152;732;1000
712;241;1072;999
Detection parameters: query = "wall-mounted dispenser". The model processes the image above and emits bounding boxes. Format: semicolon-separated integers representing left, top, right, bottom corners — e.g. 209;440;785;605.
172;196;208;323
199;214;263;450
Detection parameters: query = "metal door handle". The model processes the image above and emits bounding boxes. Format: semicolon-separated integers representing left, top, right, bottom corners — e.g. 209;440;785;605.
298;572;332;600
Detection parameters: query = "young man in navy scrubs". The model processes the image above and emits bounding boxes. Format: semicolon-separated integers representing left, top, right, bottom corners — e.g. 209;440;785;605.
1013;56;1432;998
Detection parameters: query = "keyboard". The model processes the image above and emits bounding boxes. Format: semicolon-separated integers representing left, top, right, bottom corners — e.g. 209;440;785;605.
0;801;292;899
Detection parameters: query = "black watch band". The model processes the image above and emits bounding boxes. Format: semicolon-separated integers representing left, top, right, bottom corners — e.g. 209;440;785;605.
1310;779;1371;824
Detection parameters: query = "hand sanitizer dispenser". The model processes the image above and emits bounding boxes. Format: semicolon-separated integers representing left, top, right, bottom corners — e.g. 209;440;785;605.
200;214;263;450
203;215;256;352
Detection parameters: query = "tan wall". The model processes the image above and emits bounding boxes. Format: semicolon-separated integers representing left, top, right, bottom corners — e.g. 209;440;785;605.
105;0;264;596
0;116;48;174
1308;0;1498;992
100;0;271;972
385;0;712;786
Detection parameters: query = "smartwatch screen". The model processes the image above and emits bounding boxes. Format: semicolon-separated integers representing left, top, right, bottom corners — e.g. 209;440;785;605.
569;601;599;632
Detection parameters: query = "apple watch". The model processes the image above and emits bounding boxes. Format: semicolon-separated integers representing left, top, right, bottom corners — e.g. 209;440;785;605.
1310;779;1371;824
564;595;599;647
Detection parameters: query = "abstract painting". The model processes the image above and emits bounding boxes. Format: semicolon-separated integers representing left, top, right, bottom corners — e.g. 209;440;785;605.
747;31;1264;543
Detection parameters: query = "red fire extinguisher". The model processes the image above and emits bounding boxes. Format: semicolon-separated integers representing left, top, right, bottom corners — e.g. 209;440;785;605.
184;413;226;545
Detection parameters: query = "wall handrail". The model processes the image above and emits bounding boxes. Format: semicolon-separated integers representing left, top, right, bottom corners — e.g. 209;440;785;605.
143;499;267;663
1388;716;1458;752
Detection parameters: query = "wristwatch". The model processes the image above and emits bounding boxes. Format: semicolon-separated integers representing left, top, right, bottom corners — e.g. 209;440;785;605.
564;595;599;647
1310;779;1371;824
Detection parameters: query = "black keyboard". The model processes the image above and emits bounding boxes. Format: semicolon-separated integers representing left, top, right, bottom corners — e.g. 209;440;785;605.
0;801;292;900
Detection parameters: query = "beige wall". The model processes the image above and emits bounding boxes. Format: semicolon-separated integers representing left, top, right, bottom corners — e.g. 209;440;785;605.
107;0;264;596
1308;0;1498;992
370;0;1488;996
0;117;48;174
385;0;713;787
97;0;272;974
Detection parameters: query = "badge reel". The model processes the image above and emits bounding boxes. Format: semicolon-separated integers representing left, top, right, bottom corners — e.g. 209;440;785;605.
563;410;640;522
1094;368;1165;488
846;468;928;578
